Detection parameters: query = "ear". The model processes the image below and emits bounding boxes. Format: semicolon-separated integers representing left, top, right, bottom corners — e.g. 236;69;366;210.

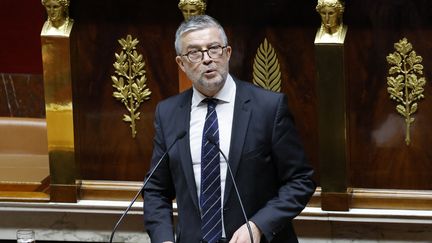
175;56;186;72
225;46;232;61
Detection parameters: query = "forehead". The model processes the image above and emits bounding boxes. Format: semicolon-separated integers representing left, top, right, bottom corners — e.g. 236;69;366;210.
182;4;200;11
44;0;62;6
180;27;223;49
319;6;338;13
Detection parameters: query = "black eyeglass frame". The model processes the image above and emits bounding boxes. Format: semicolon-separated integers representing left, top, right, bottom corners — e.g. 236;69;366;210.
180;45;228;63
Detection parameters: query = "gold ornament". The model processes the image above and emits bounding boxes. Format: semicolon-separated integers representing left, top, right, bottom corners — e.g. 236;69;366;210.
112;35;152;138
386;37;426;145
178;0;206;21
252;38;282;92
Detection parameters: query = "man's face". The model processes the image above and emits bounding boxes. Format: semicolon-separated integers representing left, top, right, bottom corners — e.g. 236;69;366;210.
44;0;64;22
176;27;232;97
319;6;340;32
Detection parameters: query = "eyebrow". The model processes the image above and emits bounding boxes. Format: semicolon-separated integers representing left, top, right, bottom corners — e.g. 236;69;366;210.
185;42;222;50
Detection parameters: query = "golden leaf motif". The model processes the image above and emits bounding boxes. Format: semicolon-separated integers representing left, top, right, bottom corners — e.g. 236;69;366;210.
252;38;282;92
386;37;426;145
112;35;152;138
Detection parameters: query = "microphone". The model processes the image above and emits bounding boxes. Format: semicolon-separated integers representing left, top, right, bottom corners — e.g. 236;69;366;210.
206;135;254;243
109;130;187;243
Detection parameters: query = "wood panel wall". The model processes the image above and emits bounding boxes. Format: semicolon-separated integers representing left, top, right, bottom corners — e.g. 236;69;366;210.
346;1;432;190
70;1;180;181
69;0;320;182
0;74;45;118
3;0;431;198
70;0;432;193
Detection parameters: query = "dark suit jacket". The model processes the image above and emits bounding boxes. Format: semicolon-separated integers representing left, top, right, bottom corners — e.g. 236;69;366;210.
144;78;316;243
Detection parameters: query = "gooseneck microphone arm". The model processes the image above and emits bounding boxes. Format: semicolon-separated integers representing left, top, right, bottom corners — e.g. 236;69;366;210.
206;135;254;243
109;131;187;243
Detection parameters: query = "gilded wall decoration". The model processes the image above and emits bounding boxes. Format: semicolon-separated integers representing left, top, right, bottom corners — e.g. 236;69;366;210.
178;0;206;21
41;0;74;36
112;35;152;138
386;37;426;145
314;0;347;44
252;38;282;92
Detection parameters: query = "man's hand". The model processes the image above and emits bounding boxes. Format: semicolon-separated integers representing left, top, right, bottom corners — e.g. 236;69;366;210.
229;221;262;243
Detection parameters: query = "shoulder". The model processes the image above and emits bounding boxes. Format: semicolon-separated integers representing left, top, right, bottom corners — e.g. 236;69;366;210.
154;89;192;118
234;78;285;103
157;88;192;107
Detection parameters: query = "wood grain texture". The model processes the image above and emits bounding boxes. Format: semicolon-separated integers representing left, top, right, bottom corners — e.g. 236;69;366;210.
345;1;432;189
69;0;320;182
0;73;46;118
70;0;180;181
67;0;432;192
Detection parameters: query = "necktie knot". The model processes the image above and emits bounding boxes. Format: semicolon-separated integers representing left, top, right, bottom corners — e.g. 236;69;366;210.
203;98;218;109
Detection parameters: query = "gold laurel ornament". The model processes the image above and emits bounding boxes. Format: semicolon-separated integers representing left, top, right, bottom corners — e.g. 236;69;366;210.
386;37;426;145
112;35;152;138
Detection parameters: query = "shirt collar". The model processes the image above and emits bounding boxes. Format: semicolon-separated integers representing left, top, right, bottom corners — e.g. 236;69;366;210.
192;74;236;107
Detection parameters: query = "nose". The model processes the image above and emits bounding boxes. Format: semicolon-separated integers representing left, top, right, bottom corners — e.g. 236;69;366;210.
202;50;213;64
325;14;330;23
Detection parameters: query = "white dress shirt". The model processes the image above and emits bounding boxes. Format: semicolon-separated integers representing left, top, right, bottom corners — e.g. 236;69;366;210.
189;74;236;236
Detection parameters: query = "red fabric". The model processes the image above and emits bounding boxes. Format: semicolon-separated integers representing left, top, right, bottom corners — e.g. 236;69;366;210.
0;1;45;74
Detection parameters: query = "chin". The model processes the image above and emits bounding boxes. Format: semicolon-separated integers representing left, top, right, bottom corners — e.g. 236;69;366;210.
207;77;225;87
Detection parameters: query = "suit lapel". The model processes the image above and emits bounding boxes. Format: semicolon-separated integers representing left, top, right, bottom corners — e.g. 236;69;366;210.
176;81;253;209
177;89;200;211
224;81;251;205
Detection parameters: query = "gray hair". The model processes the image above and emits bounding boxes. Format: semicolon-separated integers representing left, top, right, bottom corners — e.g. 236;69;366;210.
174;15;228;55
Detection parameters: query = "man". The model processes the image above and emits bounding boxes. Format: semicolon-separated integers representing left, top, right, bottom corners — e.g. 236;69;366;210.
143;15;315;243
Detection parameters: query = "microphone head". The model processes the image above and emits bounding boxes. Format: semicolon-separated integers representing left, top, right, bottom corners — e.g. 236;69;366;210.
177;130;187;139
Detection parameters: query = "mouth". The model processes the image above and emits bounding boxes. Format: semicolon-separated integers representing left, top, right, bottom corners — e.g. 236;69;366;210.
206;68;216;73
203;69;217;76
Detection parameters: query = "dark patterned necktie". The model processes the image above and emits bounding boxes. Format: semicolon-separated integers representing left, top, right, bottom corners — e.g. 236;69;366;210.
200;98;222;243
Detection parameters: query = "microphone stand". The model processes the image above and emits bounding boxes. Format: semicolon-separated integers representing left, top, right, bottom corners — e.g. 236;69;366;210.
206;135;254;243
109;131;187;243
109;184;144;243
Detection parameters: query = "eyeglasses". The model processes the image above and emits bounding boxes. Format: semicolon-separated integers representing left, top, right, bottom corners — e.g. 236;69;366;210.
181;45;227;63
